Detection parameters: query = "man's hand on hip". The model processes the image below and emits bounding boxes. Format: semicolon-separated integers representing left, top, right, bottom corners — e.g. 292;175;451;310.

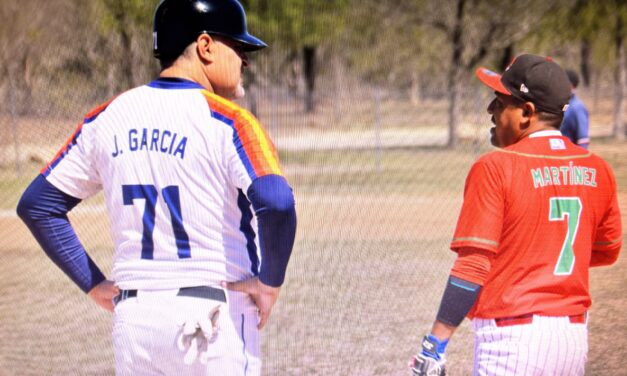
88;280;119;312
222;277;280;330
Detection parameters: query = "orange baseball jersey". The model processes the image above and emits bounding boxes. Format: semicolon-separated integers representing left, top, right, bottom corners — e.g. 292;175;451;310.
450;130;622;319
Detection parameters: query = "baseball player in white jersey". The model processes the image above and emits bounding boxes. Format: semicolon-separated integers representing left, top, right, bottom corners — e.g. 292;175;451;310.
17;0;297;375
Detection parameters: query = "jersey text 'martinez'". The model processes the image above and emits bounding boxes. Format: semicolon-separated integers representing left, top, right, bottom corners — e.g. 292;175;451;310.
530;162;597;189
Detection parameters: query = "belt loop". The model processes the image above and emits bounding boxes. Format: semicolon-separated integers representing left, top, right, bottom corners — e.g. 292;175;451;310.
568;312;587;324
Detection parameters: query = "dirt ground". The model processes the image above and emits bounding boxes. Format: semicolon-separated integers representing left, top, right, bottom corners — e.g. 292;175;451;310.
0;141;624;375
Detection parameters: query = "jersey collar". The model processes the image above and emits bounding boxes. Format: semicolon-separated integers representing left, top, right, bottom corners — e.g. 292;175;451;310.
529;130;562;138
147;77;205;90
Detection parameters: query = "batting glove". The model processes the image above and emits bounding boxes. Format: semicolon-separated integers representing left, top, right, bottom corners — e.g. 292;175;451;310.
176;305;221;365
410;335;448;376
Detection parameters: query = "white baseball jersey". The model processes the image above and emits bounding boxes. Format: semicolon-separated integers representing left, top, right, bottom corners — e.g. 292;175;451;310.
43;78;283;290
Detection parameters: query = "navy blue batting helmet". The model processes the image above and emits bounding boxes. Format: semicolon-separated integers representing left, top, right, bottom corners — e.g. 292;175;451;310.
153;0;267;60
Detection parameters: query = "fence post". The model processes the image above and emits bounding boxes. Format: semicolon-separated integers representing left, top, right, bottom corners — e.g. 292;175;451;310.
9;75;21;177
373;88;382;173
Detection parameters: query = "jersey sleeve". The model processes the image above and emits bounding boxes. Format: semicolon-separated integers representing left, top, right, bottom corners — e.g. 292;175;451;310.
450;158;504;253
41;104;109;199
592;170;622;254
574;106;590;145
449;247;493;286
16;175;106;293
201;90;283;190
247;175;297;287
225;108;283;190
560;109;576;144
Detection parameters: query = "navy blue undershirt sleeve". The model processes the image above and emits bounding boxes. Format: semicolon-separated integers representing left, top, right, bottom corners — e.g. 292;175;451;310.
435;275;481;327
246;174;297;287
16;174;107;293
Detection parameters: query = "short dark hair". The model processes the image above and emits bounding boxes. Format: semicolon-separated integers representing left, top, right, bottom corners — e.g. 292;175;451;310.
565;69;579;88
509;96;565;129
537;110;564;129
159;58;176;71
158;41;195;71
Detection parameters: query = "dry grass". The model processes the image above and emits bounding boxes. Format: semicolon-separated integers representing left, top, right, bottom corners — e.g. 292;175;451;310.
0;115;625;375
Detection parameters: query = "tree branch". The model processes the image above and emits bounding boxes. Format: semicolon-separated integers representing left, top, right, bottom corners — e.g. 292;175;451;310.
465;21;499;70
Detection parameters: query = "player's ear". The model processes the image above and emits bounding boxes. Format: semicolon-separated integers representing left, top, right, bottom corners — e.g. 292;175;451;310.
196;33;215;63
518;102;534;131
521;102;535;119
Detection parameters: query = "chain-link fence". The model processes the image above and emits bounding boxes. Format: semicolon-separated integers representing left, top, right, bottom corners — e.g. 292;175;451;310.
1;1;626;375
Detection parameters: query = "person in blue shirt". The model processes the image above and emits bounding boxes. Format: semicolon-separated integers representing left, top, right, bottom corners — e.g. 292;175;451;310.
561;69;590;148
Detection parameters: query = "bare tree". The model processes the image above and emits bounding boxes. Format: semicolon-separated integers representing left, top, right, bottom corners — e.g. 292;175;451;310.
94;0;160;93
613;11;626;140
412;0;562;147
246;0;350;114
546;0;627;139
0;0;73;116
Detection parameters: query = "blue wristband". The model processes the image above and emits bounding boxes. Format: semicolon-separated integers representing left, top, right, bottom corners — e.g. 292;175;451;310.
421;334;449;360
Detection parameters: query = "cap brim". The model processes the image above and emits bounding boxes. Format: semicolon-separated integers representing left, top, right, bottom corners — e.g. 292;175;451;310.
475;67;511;95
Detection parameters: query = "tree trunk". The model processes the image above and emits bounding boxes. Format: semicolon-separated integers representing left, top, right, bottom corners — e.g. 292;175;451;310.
109;2;134;90
107;64;116;99
613;16;625;140
499;44;514;71
580;39;591;88
8;72;21;176
243;65;259;116
119;26;134;89
20;52;34;116
286;50;299;98
303;45;316;113
247;84;258;117
447;0;466;147
447;67;461;148
410;71;420;105
333;54;344;121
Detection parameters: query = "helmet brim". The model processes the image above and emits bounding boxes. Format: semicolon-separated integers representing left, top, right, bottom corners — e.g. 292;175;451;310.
216;32;267;52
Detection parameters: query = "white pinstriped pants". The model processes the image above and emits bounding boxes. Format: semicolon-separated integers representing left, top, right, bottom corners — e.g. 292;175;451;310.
112;289;260;376
472;315;588;376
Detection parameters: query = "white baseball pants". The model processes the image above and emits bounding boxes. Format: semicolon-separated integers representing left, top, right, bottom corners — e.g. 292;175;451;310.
472;314;588;376
112;288;260;376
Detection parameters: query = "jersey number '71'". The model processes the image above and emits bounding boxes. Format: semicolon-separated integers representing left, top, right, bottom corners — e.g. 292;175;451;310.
122;184;191;260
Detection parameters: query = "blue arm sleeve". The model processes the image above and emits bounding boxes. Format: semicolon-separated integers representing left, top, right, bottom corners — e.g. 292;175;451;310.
246;175;297;287
16;175;107;293
574;107;589;148
435;276;481;327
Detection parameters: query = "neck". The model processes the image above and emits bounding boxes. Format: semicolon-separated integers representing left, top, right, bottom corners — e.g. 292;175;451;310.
160;61;214;93
517;120;557;141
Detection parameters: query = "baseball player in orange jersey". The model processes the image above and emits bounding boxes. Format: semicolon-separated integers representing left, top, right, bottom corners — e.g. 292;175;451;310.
410;54;622;376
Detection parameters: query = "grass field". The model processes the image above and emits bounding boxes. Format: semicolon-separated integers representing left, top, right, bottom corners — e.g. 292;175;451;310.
0;139;625;375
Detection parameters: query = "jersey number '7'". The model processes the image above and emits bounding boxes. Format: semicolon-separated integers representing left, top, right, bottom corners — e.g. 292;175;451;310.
122;184;191;260
549;197;582;276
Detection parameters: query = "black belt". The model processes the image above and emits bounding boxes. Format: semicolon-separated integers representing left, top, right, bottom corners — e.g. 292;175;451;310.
113;286;227;305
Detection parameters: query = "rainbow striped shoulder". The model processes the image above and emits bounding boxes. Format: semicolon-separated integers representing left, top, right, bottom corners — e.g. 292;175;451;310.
41;97;116;176
201;90;282;180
